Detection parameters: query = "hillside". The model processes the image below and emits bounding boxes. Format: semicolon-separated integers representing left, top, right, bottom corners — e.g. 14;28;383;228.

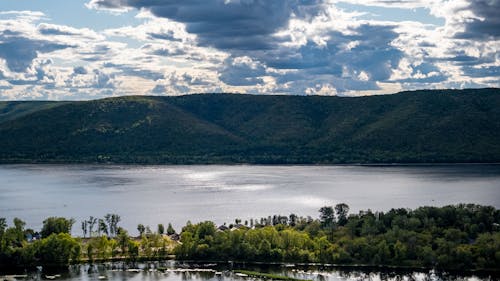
0;88;499;164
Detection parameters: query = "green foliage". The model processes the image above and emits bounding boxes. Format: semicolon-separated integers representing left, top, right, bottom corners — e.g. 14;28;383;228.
31;233;80;266
173;204;500;271
335;203;349;226
0;204;498;270
104;214;121;237
167;223;175;235
158;224;165;235
234;270;309;281
319;206;335;228
0;89;499;164
137;224;145;236
41;217;75;238
116;227;130;257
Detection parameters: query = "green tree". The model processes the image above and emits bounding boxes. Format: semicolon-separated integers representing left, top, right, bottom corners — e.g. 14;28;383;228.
34;233;80;266
0;218;7;252
87;216;97;237
335;203;350;226
319;206;335;239
167;223;175;235
98;219;108;236
81;221;88;238
158;224;165;235
137;224;145;236
41;217;75;238
319;206;335;228
86;243;94;262
128;240;139;260
116;227;130;257
104;214;121;237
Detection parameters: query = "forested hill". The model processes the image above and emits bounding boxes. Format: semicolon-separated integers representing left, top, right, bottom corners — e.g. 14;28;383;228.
0;88;499;164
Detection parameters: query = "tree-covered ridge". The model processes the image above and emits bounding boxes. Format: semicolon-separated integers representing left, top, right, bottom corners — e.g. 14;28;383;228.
0;88;499;164
0;204;499;271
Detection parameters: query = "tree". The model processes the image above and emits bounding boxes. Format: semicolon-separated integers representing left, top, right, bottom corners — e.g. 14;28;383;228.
88;216;97;237
111;214;121;236
41;217;74;238
289;214;298;226
116;227;130;257
104;214;112;235
335;203;350;226
86;243;94;262
13;218;25;232
167;223;175;235
98;219;108;236
319;206;335;228
81;221;88;238
137;224;145;236
104;214;121;237
12;218;26;245
0;218;7;253
319;206;336;240
128;240;139;260
158;224;165;235
34;233;80;266
0;218;7;234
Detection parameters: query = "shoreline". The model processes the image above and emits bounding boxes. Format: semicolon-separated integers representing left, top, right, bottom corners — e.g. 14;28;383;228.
1;259;499;276
1;162;499;167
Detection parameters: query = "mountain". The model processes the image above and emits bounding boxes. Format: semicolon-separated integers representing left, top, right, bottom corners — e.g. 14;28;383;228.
0;88;499;164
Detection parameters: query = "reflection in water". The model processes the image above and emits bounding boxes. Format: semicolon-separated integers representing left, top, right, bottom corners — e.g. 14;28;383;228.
1;262;495;281
0;164;499;235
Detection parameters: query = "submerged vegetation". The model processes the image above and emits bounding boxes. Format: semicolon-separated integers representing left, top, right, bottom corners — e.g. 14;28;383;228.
234;270;310;281
0;204;499;271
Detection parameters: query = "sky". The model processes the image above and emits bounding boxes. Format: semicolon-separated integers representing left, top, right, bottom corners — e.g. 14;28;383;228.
0;0;498;100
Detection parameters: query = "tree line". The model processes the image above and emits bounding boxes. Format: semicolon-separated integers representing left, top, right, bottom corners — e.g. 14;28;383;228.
0;204;499;270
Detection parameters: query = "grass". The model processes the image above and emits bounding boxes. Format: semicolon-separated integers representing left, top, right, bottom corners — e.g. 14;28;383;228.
234;270;310;281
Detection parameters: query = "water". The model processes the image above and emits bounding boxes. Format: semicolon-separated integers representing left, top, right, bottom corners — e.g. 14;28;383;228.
0;164;499;235
1;262;496;281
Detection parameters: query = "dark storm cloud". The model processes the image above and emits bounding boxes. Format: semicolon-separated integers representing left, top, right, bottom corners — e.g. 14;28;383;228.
88;0;408;91
455;0;500;39
0;35;71;72
89;0;323;50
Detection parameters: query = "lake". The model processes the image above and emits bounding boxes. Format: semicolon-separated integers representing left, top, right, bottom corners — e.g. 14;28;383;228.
0;164;499;235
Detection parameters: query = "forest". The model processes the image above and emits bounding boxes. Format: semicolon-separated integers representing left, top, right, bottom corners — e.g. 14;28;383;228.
1;88;499;164
0;204;499;271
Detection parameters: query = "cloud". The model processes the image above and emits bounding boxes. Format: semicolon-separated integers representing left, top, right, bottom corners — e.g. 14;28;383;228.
82;0;499;95
103;62;164;81
0;35;71;72
454;0;500;40
73;66;88;75
88;0;324;51
219;56;266;86
37;23;103;40
1;0;499;100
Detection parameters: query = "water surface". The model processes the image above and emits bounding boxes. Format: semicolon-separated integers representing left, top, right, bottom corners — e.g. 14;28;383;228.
0;164;499;235
1;262;495;281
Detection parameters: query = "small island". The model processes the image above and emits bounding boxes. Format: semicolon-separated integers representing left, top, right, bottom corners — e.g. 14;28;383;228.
1;203;498;272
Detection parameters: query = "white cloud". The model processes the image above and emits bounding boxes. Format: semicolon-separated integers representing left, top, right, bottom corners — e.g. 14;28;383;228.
0;0;498;100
